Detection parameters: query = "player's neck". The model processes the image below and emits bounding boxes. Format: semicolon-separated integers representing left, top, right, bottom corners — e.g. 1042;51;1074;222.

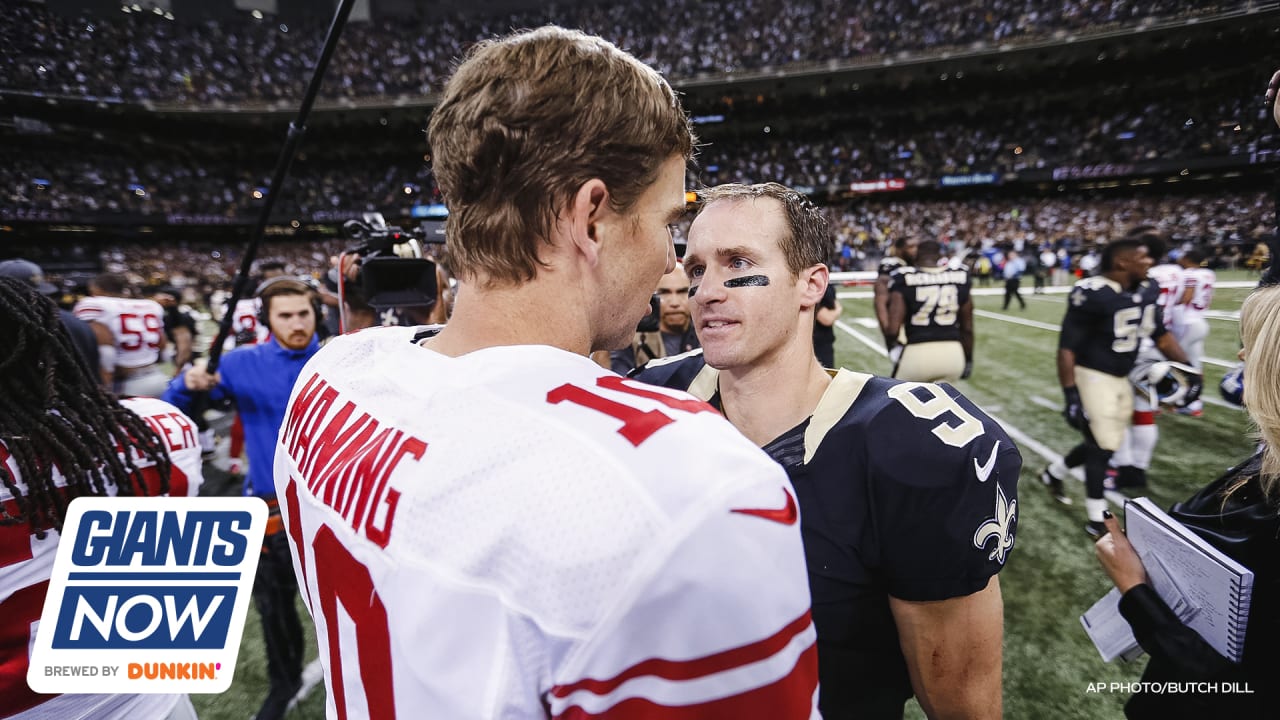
423;281;591;358
718;345;831;447
1103;270;1136;290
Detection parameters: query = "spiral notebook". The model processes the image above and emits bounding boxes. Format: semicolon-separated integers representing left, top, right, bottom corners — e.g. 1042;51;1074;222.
1081;497;1254;663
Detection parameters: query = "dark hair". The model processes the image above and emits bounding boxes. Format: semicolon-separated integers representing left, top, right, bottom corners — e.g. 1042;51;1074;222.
915;240;943;264
1122;226;1167;264
92;272;128;296
1101;237;1146;273
429;26;696;287
695;183;831;275
0;278;171;536
1182;246;1207;264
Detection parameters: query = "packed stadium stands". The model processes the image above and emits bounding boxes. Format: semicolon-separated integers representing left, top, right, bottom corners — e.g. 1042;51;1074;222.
2;0;1245;103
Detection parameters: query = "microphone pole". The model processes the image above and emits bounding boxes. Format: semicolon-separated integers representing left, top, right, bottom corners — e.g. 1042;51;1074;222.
205;0;358;373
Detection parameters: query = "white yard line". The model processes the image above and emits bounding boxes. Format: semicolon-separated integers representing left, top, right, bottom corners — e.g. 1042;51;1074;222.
983;405;1129;507
1028;395;1061;412
287;659;324;713
835;319;890;357
972;310;1060;331
837;279;1256;301
973;311;1235;368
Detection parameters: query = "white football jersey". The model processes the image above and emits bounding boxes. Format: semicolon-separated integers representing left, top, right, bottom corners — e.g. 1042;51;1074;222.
1145;263;1182;330
231;298;270;345
1175;267;1215;322
73;296;166;368
275;327;820;720
0;397;204;720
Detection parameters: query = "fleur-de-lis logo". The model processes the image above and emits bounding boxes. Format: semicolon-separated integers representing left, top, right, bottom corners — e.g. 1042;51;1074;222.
973;484;1016;565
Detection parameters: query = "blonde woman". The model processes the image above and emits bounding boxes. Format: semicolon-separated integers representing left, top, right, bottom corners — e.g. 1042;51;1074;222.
1094;284;1280;719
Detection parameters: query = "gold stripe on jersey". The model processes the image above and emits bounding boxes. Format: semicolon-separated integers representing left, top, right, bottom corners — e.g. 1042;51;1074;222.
804;369;872;464
688;363;720;402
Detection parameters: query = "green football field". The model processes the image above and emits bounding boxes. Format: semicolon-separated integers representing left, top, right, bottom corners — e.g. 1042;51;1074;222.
191;270;1262;720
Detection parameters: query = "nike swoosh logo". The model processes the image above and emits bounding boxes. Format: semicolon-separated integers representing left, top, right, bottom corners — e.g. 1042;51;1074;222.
974;440;1000;483
731;489;798;525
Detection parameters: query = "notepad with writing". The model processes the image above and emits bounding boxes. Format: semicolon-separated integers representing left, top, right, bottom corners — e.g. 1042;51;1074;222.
1081;497;1254;663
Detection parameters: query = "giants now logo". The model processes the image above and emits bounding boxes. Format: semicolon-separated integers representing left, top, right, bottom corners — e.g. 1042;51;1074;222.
27;497;266;695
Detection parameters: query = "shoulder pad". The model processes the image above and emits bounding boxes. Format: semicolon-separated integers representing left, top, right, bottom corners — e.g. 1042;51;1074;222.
878;256;906;275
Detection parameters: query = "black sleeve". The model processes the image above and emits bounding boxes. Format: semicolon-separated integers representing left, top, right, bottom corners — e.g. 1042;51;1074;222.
871;384;1022;601
1058;306;1089;352
1119;583;1237;680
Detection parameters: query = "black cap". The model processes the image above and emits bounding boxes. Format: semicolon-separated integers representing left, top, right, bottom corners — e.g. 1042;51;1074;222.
0;259;57;295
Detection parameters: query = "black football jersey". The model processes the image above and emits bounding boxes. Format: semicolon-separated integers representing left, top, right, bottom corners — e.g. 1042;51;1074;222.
632;351;1021;718
878;255;907;277
888;266;971;344
1059;276;1167;377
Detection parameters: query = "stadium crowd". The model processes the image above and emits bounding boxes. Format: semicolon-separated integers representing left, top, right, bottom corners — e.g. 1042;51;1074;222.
1;0;1240;103
698;87;1272;185
10;190;1265;306
830;191;1271;270
4;76;1270;222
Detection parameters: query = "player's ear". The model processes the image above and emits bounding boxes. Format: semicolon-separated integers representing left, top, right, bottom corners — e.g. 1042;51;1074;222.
799;263;829;308
563;178;611;268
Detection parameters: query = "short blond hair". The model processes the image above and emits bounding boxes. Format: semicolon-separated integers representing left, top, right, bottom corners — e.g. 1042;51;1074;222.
695;183;831;276
428;26;695;287
1240;285;1280;495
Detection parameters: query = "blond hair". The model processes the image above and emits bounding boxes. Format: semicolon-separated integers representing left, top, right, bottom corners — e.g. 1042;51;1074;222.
1240;285;1280;497
428;26;695;287
695;183;832;276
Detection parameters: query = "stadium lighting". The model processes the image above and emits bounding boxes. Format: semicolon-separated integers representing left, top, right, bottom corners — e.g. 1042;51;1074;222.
131;4;141;11
251;9;263;19
290;220;301;228
153;7;163;15
1014;146;1023;155
121;5;130;12
134;188;146;197
280;24;289;32
252;190;263;199
403;185;413;195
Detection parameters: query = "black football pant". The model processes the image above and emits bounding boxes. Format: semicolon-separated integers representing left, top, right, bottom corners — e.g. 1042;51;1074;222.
1002;277;1025;309
254;529;304;699
1063;424;1112;501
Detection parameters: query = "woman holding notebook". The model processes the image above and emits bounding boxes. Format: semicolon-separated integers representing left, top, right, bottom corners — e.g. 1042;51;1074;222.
1094;280;1279;719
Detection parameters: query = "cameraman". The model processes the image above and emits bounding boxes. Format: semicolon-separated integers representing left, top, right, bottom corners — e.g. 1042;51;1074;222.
162;277;319;720
329;226;453;331
610;264;699;374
